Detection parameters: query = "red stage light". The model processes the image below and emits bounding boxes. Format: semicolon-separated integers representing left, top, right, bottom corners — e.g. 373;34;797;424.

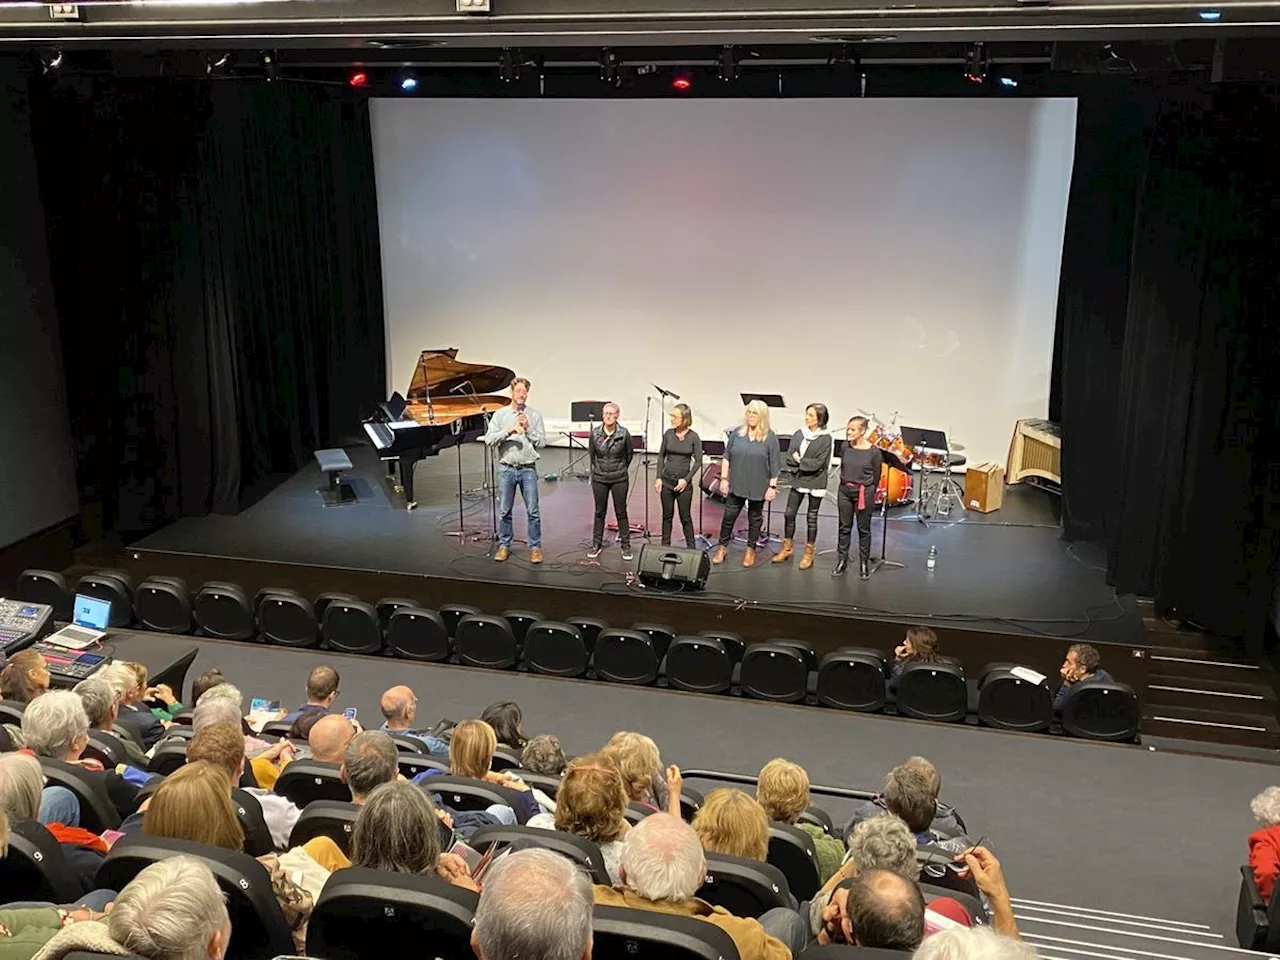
672;76;691;91
349;71;369;88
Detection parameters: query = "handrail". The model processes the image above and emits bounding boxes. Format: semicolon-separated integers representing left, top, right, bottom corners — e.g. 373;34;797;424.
680;768;877;802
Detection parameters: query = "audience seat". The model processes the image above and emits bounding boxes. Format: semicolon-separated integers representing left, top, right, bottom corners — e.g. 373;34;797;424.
699;852;792;919
816;648;889;712
253;586;305;612
96;836;295;960
133;576;193;633
920;882;984;924
977;667;1052;732
513;770;561;798
523;621;589;677
314;591;359;624
424;775;531;823
288;799;360;855
491;747;523;772
624;802;654;826
896;661;968;723
39;757;121;832
593;905;740;960
468;824;611;885
916;848;983;901
84;731;132;768
798;946;914;959
375;596;418;633
799;806;836;837
665;636;733;694
308;867;478;960
767;821;821;901
384;731;428;753
594;629;659;685
768;638;819;675
0;819;83;903
0;700;25;726
386;607;451;661
439;603;482;638
231;788;276;858
740;642;809;703
1237;864;1277;951
147;739;189;776
257;592;319;648
274;759;351;807
76;571;133;628
397;753;449;780
630;623;676;663
697;629;746;665
1061;681;1141;742
17;568;72;621
259;719;295;738
566;616;608;656
321;599;382;655
502;609;543;647
456;614;519;669
193;581;256;641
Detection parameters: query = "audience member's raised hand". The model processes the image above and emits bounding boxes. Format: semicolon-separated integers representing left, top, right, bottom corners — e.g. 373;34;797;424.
957;845;1018;938
665;764;683;816
145;683;178;706
436;852;479;891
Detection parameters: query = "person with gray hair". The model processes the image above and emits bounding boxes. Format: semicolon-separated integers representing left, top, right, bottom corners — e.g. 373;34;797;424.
593;812;799;960
843;868;926;951
913;927;1040;960
341;730;399;804
587;400;634;561
74;677;147;767
472;848;593;960
106;856;232;960
882;760;974;856
193;694;283;765
350;780;477;890
846;755;967;841
1250;786;1280;902
521;734;567;777
197;682;244;709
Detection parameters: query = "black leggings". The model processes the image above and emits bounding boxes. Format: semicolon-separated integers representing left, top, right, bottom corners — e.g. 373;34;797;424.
783;488;822;543
659;479;695;547
719;494;764;547
592;479;630;547
837;484;875;562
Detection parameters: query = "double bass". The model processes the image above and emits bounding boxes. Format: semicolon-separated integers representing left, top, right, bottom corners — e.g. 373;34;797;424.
362;348;514;508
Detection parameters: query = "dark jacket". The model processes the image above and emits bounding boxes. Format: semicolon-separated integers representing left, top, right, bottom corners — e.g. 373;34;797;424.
1053;668;1115;712
590;425;634;484
786;431;833;489
116;703;164;750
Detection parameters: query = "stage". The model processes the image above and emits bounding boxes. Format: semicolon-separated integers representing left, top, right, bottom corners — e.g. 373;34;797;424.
132;444;1142;649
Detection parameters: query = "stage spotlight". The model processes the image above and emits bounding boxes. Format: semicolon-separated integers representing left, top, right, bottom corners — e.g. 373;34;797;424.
498;47;520;83
399;73;418;91
349;71;369;88
672;70;692;91
963;41;990;83
998;75;1018;88
1198;7;1222;19
717;45;739;82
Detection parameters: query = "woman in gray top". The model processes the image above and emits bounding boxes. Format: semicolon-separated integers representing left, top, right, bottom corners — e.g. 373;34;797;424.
711;400;782;568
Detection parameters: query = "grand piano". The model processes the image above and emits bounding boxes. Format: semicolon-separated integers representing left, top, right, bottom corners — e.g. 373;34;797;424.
362;349;514;508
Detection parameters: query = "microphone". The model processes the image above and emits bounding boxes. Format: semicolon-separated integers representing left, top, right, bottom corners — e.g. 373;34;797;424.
652;383;681;400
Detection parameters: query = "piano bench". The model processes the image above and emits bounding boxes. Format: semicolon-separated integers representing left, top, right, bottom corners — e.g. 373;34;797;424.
315;448;356;507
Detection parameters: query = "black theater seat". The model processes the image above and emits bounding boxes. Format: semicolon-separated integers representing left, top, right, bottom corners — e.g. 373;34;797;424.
566;616;607;656
39;757;120;832
896;661;968;723
16;568;72;621
456;614;519;669
288;799;360;855
469;825;611;884
314;591;359;624
0;819;83;903
439;603;482;638
194;581;256;641
768;638;819;674
594;629;659;685
1061;681;1141;742
523;621;588;677
817;648;889;712
424;775;530;823
665;636;733;694
699;852;792;918
593;905;739;960
147;739;189;776
134;576;193;633
322;598;382;654
977;667;1052;732
698;629;746;665
274;759;351;807
740;642;808;703
767;821;821;901
386;607;451;661
257;592;319;648
630;622;676;662
76;571;133;627
502;609;543;647
376;596;419;632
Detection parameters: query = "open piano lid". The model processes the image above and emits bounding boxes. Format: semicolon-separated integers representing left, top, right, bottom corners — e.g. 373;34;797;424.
406;349;515;400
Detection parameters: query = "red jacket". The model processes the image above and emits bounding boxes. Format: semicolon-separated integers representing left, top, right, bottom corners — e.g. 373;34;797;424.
1250;825;1280;901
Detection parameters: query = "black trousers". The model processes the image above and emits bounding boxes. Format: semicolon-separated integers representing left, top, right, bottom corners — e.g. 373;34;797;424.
719;493;764;547
836;484;874;562
659;479;696;547
592;479;630;547
783;488;822;543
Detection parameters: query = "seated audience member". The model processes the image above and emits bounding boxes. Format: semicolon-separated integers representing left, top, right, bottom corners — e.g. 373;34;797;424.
601;731;681;816
190;668;229;708
98;663;165;750
31;856;231;960
0;751;106;893
1250;786;1280;902
192;693;292;791
348;780;478;890
414;719;541;822
882;761;974;854
913;926;1039;960
594;812;802;960
1;650;51;704
307;713;359;764
889;626;941;696
341;730;400;804
280;664;341;726
472;848;593;960
756;758;847;883
379;685;448;753
822;868;926;951
122;662;183;723
481;701;528;750
846;756;967;839
73;677;147;767
692;788;770;862
521;734;567;777
528;753;629;882
20;690;139;819
1054;642;1114;711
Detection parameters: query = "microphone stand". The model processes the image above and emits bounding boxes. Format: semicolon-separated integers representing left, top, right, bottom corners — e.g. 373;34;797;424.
451;380;500;553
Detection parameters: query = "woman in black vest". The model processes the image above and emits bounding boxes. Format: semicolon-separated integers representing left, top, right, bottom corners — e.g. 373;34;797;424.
654;403;703;548
834;415;883;579
773;402;833;571
588;402;634;560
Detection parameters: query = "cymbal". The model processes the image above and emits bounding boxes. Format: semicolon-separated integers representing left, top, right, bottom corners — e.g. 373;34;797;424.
950;442;965;452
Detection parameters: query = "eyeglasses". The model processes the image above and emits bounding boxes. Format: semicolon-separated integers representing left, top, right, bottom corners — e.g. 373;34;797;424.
921;836;989;878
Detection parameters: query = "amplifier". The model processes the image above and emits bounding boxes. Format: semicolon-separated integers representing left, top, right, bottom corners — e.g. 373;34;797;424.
636;544;711;592
0;599;54;656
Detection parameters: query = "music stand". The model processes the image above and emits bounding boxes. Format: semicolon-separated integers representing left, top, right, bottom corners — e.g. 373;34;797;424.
698;438;725;550
442;422;486;541
562;400;605;480
736;393;786;546
869;447;909;575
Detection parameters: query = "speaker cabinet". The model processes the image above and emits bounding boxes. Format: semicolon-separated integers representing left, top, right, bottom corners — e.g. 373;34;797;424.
636;544;711;592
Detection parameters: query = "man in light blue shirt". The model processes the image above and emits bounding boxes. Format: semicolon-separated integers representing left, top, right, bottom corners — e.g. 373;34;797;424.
379;684;450;754
484;377;546;563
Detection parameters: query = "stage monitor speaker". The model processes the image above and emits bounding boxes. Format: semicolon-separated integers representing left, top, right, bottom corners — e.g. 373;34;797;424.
636;545;711;592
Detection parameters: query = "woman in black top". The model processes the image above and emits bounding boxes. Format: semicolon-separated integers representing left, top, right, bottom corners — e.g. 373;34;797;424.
773;403;833;571
834;416;883;579
654;403;702;548
712;400;782;568
588;402;634;560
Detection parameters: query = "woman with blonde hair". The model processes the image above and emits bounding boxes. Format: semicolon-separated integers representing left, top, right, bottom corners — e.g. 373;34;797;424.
692;788;769;861
600;731;682;819
756;758;846;882
428;719;540;822
655;403;703;548
528;752;630;882
712;399;781;568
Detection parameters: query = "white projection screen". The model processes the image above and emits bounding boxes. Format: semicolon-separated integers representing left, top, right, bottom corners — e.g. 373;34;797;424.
372;97;1076;465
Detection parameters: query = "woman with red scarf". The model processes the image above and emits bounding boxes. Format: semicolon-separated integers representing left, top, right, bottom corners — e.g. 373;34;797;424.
833;416;882;580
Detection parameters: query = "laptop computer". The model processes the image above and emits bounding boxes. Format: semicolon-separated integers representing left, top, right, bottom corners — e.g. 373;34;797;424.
45;594;112;650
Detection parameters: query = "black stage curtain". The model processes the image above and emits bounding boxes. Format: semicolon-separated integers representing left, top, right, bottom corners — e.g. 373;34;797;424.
30;78;385;534
1053;82;1280;645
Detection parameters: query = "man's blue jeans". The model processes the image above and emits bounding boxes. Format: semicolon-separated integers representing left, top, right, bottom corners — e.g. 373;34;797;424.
498;465;541;548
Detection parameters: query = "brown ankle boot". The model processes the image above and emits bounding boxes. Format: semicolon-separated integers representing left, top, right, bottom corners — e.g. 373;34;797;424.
798;543;816;570
743;547;756;568
772;538;793;563
711;545;728;565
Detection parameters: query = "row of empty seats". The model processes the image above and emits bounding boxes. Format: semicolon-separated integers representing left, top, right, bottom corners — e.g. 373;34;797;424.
15;567;1142;741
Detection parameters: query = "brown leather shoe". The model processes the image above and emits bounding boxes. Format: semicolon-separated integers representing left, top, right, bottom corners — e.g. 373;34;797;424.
772;538;793;563
530;548;544;564
711;545;728;565
743;547;756;568
798;543;816;570
494;545;510;562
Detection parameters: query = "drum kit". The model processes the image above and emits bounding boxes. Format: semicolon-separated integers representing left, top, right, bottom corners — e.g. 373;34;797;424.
859;411;967;521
